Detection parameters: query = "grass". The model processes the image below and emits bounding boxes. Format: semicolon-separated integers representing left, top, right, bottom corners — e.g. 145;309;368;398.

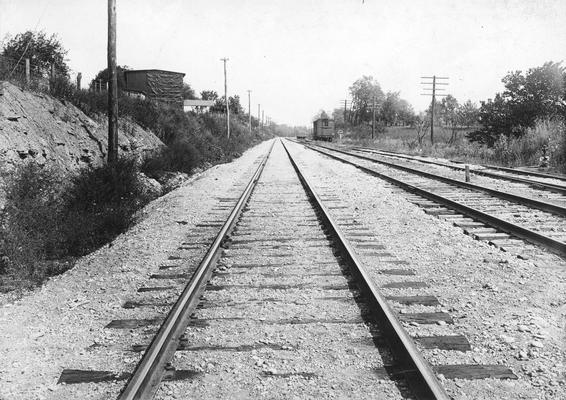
340;120;566;172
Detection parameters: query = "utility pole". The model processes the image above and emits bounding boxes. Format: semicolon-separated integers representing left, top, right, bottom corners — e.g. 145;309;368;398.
107;0;118;163
257;104;260;132
262;110;264;128
247;90;252;135
421;75;448;145
25;59;30;87
220;57;230;138
371;96;376;139
339;99;350;124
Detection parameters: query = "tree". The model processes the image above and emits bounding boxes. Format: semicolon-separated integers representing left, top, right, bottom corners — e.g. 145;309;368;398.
332;107;345;126
211;95;243;114
2;30;69;75
467;94;516;146
438;95;460;143
90;65;130;91
182;83;196;100
380;91;402;126
349;76;384;125
468;61;566;146
459;100;479;129
200;90;218;101
228;95;243;114
396;99;416;126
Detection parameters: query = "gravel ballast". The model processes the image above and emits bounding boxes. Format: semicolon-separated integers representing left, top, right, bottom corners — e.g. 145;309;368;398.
153;140;406;399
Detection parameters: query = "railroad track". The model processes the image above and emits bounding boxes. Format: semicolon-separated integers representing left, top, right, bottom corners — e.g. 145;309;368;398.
298;141;566;257
351;146;566;196
56;138;520;399
116;138;452;399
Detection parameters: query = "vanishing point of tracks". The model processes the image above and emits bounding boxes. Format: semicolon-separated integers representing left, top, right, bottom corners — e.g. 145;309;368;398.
117;139;454;399
57;139;522;399
301;142;566;258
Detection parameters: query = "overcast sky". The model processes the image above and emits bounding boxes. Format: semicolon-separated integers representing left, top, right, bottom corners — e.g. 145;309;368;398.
1;0;565;126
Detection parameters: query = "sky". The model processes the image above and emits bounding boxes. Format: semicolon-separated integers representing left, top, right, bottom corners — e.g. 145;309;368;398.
1;0;565;126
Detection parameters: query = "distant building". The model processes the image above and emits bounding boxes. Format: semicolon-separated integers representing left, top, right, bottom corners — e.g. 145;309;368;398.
123;69;185;108
183;99;216;113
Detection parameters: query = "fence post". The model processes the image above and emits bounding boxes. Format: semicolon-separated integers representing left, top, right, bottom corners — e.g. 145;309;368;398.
76;72;82;90
25;59;30;86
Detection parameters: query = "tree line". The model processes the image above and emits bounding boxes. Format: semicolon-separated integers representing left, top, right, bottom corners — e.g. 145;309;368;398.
329;75;479;138
331;63;564;149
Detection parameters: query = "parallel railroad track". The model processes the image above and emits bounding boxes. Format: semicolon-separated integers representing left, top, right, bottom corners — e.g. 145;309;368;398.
351;146;566;196
299;141;566;258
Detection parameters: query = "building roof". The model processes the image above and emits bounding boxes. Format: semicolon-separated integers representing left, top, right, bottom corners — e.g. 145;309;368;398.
183;99;216;107
124;69;186;76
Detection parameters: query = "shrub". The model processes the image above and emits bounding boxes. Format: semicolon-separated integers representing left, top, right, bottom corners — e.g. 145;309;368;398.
142;137;202;176
62;158;150;255
490;119;563;168
0;163;65;282
0;159;151;289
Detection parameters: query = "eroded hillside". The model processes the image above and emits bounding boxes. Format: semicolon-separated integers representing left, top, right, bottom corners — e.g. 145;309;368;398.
0;81;163;175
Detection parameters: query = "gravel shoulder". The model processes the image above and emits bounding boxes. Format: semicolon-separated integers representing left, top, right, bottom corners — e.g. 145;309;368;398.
0;139;272;400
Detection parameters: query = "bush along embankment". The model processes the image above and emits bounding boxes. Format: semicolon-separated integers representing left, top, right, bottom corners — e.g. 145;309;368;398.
0;159;150;291
0;89;274;293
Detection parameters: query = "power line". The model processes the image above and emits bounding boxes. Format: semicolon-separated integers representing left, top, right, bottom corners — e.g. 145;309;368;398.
107;0;118;163
220;57;230;138
420;75;449;145
247;90;252;135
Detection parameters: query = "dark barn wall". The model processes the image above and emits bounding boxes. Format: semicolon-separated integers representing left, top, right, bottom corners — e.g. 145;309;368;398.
146;71;183;103
124;70;185;108
124;71;149;94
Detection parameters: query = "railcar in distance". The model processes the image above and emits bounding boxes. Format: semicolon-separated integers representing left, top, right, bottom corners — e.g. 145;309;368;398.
313;118;335;141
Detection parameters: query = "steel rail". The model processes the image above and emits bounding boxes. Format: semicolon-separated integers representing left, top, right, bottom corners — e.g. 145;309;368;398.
352;147;566;194
477;164;566;182
302;143;566;258
318;145;566;217
118;141;275;400
281;139;450;400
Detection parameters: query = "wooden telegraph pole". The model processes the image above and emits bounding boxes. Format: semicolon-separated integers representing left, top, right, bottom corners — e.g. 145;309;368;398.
24;59;30;87
371;96;376;139
247;90;252;135
421;75;448;145
221;58;230;138
107;0;118;163
257;104;260;132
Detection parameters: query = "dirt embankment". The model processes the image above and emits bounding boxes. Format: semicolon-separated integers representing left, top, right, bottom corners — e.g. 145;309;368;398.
0;81;164;196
